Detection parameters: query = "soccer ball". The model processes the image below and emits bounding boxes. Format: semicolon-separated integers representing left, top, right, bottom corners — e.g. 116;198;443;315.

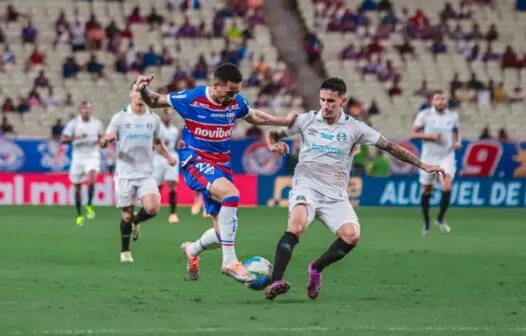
243;256;272;290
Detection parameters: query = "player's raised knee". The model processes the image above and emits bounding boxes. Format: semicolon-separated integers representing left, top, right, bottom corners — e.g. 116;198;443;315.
121;211;133;223
337;223;360;245
144;203;160;216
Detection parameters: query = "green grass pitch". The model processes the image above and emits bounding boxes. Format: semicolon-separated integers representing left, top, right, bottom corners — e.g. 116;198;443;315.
1;206;526;336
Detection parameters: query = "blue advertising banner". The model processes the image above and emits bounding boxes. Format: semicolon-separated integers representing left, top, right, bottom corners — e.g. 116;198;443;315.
257;175;526;208
0;137;292;175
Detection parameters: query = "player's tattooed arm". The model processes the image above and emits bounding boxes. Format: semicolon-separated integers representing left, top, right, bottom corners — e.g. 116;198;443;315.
375;136;447;178
245;109;297;127
266;129;290;155
135;74;171;108
268;129;288;143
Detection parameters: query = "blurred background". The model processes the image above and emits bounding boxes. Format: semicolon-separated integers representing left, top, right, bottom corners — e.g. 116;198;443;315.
0;0;525;207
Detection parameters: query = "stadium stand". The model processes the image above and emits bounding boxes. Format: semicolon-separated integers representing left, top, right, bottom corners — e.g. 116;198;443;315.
297;0;526;140
0;0;304;137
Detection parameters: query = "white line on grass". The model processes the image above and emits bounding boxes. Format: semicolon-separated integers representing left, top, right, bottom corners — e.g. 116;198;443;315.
8;326;526;335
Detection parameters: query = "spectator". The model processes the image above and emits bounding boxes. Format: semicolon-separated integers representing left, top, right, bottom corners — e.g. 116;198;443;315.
410;9;430;29
454;83;476;102
449;22;466;41
361;55;382;79
41;86;61;108
242;22;255;40
62;56;81;79
303;32;323;64
34;70;50;88
510;87;526;102
485;24;499;42
467;73;484;91
54;10;70;48
86;54;105;79
360;0;377;11
245;124;263;139
0;26;5;44
27;88;41;107
142;45;161;69
64;93;74;107
414;80;431;97
381;9;397;31
206;51;221;69
70;19;86;52
2;97;15;113
1;116;15;136
192;56;208;80
226;22;242;41
498;127;510;142
25;46;45;72
341;43;360;61
248;8;266;25
120;22;134;40
466;43;480;62
449;73;463;97
146;7;164;31
162;21;178;38
4;5;21;24
128;6;143;24
440;2;457;22
377;59;396;82
114;52;128;74
160;46;174;66
469;23;484;40
21;19;38;45
431;37;447;60
178;17;198;38
16;96;30;113
366;100;380;115
2;45;16;68
366;37;384;54
212;10;226;37
388;75;403;97
479;126;492;140
395;37;415;62
493;82;508;103
105;20;121;41
376;0;393;12
86;15;105;51
501;45;518;69
482;44;500;63
51;118;64;140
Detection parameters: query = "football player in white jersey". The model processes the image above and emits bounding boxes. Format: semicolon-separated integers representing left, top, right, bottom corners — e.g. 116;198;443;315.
412;90;462;236
154;108;181;224
264;78;448;300
99;81;177;263
61;102;103;226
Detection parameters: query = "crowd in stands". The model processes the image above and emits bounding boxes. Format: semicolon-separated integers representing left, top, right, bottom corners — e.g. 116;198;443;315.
0;0;302;139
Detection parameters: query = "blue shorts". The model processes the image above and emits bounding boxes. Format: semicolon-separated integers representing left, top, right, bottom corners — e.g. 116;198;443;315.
183;161;233;215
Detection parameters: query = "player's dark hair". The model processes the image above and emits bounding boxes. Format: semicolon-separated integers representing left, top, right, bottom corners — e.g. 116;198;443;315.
430;90;445;98
320;77;347;96
214;63;243;84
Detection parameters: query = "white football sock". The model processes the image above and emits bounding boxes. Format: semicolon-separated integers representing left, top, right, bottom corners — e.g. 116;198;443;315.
188;228;221;256
218;202;239;266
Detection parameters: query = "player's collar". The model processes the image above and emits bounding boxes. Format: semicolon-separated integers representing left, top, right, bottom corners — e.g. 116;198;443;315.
431;106;449;114
205;87;222;106
316;109;346;124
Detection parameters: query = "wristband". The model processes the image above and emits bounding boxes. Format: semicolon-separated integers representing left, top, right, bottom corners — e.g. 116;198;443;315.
139;87;150;95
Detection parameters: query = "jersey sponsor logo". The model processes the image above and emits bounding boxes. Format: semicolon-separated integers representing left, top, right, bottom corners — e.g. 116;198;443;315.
308;143;346;156
186;120;233;141
242;141;283;175
320;132;334;140
211;112;236;123
0;138;25;171
307;128;318;136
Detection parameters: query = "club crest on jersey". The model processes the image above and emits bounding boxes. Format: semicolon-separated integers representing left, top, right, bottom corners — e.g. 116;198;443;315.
227;112;235;123
336;132;347;142
146;122;153;130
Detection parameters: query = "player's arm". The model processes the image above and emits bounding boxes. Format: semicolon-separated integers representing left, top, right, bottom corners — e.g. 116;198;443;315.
411;111;441;142
136;74;171;108
375;136;447;177
60;122;85;144
244;108;297;127
154;137;177;166
99;114;119;148
453;114;462;149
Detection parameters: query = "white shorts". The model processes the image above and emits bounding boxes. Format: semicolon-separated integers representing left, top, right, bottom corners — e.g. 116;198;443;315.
288;185;360;234
153;153;179;185
69;156;101;184
114;177;160;208
419;156;456;185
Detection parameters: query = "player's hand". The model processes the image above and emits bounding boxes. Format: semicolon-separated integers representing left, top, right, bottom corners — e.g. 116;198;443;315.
284;111;299;127
268;141;290;156
167;155;178;166
99;133;116;148
135;74;154;90
432;133;443;142
422;163;448;180
453;141;462;150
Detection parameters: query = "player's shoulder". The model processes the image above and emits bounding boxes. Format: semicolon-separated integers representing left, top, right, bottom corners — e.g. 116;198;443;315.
171;86;203;100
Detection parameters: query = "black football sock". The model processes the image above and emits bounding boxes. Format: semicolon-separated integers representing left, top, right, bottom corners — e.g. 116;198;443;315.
421;193;431;230
271;231;299;282
75;186;82;215
169;190;177;214
120;219;132;252
134;207;156;224
312;238;355;272
87;184;95;206
437;190;451;223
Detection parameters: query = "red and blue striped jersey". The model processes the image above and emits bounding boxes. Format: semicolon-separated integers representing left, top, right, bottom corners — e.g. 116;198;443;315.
166;86;250;172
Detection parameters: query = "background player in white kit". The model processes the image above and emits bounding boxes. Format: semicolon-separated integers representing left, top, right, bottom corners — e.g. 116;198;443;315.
61;101;103;226
264;78;448;301
412;90;462;236
99;81;177;263
154;108;181;224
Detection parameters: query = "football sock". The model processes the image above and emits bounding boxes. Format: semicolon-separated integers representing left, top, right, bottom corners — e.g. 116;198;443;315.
271;231;299;282
75;186;82;215
134;207;155;224
421;193;431;230
120;219;132;252
169;190;177;214
218;196;240;266
188;228;221;256
312;238;355;272
87;184;95;206
437;190;451;223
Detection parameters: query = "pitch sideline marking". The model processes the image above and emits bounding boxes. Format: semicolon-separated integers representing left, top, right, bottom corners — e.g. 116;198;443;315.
8;326;526;335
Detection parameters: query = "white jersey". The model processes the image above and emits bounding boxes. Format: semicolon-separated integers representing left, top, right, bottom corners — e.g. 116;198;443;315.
413;107;459;161
284;110;380;201
106;105;161;179
62;116;103;159
156;123;179;157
